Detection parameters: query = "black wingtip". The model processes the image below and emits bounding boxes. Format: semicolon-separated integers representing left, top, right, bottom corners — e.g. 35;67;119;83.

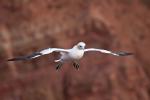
116;52;133;56
7;58;15;61
7;52;42;61
7;57;28;61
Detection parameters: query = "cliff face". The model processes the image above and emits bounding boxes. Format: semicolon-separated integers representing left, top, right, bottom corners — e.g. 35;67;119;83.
0;0;150;100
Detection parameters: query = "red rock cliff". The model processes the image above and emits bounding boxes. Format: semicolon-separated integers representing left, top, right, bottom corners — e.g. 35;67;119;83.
0;0;150;100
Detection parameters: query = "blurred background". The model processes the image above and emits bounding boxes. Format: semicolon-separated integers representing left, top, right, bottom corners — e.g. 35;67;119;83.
0;0;150;100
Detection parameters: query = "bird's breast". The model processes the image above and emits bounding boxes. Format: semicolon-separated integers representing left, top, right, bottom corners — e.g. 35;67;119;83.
69;50;84;60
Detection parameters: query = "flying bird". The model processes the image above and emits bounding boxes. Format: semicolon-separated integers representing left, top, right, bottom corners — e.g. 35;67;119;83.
8;42;133;70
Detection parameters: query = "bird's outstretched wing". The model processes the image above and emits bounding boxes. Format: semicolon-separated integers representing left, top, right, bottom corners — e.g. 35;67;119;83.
84;48;133;56
7;48;69;61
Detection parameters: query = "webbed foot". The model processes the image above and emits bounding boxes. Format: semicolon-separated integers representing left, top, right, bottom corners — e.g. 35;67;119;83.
56;63;63;70
73;62;80;70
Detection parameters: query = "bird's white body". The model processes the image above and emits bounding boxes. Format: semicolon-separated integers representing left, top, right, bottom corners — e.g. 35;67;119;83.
68;48;84;60
56;43;85;62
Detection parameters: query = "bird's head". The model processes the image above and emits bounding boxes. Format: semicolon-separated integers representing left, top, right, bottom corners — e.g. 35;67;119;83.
76;42;86;50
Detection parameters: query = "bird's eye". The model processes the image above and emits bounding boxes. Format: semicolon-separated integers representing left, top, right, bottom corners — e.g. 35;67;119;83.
78;45;83;49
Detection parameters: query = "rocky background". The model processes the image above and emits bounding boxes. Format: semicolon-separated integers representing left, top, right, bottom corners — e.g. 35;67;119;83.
0;0;150;100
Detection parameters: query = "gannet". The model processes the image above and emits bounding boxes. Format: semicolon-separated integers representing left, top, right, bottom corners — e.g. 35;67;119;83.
8;42;132;70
